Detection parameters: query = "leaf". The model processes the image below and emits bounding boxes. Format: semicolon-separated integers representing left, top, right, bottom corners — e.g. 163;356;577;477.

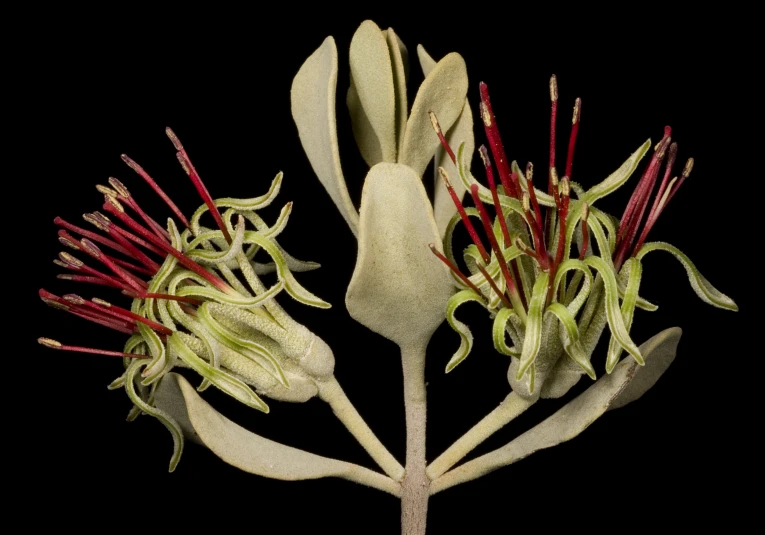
346;163;454;349
384;27;409;156
153;373;400;495
291;36;359;235
430;328;680;494
636;242;738;311
583;256;644;367
606;258;642;373
582;139;651;205
445;290;487;371
401;53;468;177
348;20;397;165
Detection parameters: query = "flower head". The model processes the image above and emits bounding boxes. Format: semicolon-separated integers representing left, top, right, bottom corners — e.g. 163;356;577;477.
38;128;335;470
430;77;737;399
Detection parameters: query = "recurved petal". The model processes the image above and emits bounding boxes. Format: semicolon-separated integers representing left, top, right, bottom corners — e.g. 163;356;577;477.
291;36;359;235
346;163;454;348
401;52;468;177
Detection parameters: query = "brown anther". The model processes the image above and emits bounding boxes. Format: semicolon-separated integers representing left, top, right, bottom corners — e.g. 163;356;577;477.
429;111;443;135
96;185;118;197
58;234;80;250
92;298;112;307
60;252;83;268
83;213;109;232
551;167;559;186
560;177;571;197
683;158;694;178
550;75;558;102
104;195;125;213
165;127;183;150
38;338;62;349
54;260;69;269
526;162;534;183
581;202;590;221
63;294;86;305
79;239;101;257
108;177;130;198
572;98;581;125
522;193;531;213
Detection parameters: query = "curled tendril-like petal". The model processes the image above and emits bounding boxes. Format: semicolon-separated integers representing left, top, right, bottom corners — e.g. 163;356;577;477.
516;272;550;380
445;290;488;372
545;303;596;380
167;333;269;412
125;359;185;472
636;242;738;311
492;308;520;357
606;258;643;373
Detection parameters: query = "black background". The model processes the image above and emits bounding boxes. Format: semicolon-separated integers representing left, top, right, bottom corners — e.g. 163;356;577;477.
20;8;754;533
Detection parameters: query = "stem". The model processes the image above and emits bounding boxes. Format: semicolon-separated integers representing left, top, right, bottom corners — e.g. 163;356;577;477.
401;344;429;535
317;376;405;482
426;392;536;480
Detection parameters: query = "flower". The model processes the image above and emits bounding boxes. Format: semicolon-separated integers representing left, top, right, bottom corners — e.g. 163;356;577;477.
38;128;336;471
429;76;738;399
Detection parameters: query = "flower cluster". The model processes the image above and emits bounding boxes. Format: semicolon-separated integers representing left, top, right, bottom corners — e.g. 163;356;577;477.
38;128;335;470
429;77;737;399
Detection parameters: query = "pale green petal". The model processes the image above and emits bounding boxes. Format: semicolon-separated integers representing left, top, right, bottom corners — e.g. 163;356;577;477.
606;258;643;372
291;36;358;235
492;307;520;358
582;139;651;205
517;272;550;380
636;242;738;311
545;303;596;380
445;290;487;371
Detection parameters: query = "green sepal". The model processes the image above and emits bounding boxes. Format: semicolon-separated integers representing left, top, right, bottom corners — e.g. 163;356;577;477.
636;241;738;311
583;256;644;368
125;360;185;472
545;302;596;380
516;272;550;379
445;290;487;372
606;258;643;373
168;334;269;413
492;307;520;357
582;140;651;205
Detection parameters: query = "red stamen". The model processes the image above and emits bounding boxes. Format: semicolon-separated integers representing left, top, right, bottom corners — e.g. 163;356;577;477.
109;177;171;242
632;143;679;253
123;291;203;306
521;193;549;270
428;244;485;298
548;75;558;195
579;203;590;260
430;111;456;164
438;167;491;264
59;252;135;292
37;338;148;359
97;199;167;257
479;83;520;198
470;184;520;298
478;146;512;247
553;177;571;271
515;236;547;268
166;128;231;243
102;198;232;293
88;213;162;272
565;98;581;180
57;274;124;289
524;163;546;246
474;263;512;309
78;238;147;294
121;154;190;228
55;217;132;257
89;298;173;336
39;290;136;334
664;157;694;207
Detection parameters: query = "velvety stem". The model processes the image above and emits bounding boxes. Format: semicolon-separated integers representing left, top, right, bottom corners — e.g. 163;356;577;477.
426;392;536;480
317;376;405;482
401;343;429;535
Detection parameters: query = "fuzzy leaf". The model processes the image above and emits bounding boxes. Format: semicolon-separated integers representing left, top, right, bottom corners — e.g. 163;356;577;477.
431;328;680;494
384;27;408;156
291;36;358;235
346;163;454;349
401;53;468;177
636;242;738;311
348;20;397;165
153;373;399;495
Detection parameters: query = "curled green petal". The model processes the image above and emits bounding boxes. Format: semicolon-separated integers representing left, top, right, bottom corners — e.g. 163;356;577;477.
139;323;170;386
606;258;643;373
126;360;184;472
545;302;596;380
516;272;550;380
445;290;487;372
582;139;651;205
243;231;330;309
492;308;520;357
512;161;556;207
552;259;592;317
186;218;246;266
168;334;269;413
636;241;738;311
198;303;289;387
177;279;285;309
583;256;644;368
